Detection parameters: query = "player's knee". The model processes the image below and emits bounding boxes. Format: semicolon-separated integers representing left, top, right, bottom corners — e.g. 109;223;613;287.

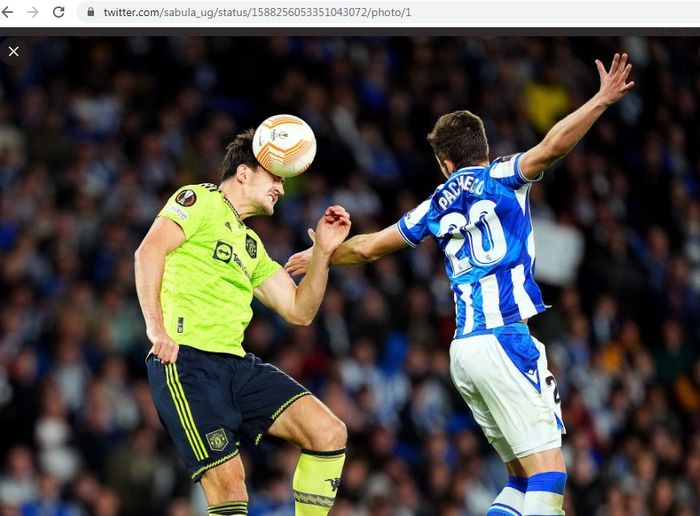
330;417;348;449
307;414;347;451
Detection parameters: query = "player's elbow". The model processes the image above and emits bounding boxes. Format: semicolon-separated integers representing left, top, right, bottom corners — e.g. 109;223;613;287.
285;311;315;327
134;241;156;265
289;315;314;327
134;243;147;265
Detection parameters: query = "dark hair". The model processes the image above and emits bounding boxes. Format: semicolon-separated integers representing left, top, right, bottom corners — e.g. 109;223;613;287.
220;128;259;181
426;110;489;170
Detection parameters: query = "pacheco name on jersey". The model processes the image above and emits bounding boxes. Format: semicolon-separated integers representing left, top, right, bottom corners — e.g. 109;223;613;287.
437;174;485;210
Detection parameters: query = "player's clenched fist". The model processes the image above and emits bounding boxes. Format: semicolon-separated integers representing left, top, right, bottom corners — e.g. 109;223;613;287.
313;205;351;256
148;329;180;364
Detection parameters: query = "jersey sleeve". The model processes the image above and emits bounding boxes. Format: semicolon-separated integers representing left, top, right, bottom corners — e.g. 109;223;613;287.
158;185;211;239
396;196;433;247
250;234;282;288
489;153;543;189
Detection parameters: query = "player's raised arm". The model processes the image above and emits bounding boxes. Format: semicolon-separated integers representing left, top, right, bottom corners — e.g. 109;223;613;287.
134;217;186;364
254;205;351;325
519;53;635;180
284;224;409;277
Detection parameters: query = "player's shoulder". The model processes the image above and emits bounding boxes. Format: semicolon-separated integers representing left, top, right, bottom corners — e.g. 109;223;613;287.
490;153;523;168
170;183;222;207
487;153;527;183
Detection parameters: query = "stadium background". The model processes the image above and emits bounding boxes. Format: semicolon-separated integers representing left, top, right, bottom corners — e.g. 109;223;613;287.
0;36;699;515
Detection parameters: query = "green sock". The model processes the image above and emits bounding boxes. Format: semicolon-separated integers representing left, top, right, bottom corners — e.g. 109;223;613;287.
292;448;346;515
207;501;247;515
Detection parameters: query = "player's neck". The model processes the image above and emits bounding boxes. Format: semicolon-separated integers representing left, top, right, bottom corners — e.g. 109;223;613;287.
220;181;252;220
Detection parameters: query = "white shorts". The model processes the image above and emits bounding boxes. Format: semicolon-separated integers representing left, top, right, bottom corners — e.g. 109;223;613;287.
449;323;565;463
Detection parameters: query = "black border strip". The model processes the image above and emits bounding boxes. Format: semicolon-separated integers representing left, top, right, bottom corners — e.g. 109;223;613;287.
301;448;346;457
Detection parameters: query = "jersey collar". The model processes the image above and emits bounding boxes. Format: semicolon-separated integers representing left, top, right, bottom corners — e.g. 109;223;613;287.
222;194;244;228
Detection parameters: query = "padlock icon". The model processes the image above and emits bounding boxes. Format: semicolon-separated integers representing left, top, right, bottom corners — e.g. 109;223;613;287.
87;7;94;16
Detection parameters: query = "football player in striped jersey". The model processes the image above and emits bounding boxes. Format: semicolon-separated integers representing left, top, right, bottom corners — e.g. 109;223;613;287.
285;53;634;515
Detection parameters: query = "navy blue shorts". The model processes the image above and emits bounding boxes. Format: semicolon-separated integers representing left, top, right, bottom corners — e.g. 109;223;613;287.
147;345;310;481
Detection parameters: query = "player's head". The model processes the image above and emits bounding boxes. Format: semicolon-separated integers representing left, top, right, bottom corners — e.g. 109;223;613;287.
427;110;489;178
220;129;285;216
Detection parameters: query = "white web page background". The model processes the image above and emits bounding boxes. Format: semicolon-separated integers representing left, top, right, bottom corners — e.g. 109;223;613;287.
0;0;699;27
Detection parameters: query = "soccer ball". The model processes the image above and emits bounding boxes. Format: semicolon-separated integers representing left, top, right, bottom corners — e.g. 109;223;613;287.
252;114;317;178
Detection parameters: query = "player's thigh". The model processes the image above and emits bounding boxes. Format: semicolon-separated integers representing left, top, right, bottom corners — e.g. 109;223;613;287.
267;394;347;451
199;453;247;505
450;338;517;463
532;337;565;429
452;329;562;460
147;348;242;482
484;332;562;459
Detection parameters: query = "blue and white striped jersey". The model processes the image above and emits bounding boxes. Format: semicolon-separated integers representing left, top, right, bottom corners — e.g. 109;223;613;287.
397;153;546;337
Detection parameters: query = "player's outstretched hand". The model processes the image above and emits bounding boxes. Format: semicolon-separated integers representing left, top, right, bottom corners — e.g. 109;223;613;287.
149;329;180;364
314;205;351;255
596;53;635;107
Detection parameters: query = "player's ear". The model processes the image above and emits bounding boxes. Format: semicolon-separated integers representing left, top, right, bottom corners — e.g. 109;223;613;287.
235;164;249;182
442;159;457;175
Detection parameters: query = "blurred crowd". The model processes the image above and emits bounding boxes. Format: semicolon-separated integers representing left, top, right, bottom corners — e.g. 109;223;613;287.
0;36;699;516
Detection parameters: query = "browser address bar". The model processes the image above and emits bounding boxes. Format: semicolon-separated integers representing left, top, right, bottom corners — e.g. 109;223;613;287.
74;1;700;27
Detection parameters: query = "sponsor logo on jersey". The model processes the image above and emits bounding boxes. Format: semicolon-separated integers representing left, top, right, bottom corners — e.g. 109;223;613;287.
524;368;539;385
213;241;233;263
176;189;197;207
206;428;229;452
245;235;257;258
165;204;189;221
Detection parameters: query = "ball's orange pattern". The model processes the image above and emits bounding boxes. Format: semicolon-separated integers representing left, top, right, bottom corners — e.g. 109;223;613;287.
253;114;316;177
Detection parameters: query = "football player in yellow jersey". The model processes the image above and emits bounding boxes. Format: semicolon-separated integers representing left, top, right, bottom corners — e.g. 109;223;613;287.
134;128;350;516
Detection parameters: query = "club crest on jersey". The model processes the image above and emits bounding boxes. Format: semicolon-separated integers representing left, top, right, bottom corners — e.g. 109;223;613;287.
175;189;197;207
245;235;257;258
213;241;233;263
206;428;229;452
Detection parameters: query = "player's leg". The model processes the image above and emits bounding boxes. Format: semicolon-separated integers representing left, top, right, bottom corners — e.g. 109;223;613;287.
483;331;566;515
449;336;527;516
450;325;567;515
267;395;347;515
235;355;346;515
485;459;528;515
147;347;249;515
517;449;567;516
200;457;248;514
516;337;567;515
490;452;566;516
